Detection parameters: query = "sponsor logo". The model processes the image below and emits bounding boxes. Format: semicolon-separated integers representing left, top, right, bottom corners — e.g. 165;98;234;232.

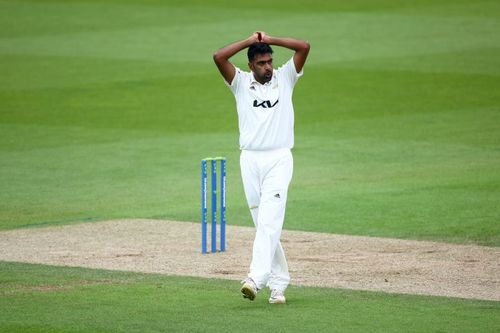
253;99;279;108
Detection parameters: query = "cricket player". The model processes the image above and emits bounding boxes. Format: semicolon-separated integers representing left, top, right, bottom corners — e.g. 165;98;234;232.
213;32;310;304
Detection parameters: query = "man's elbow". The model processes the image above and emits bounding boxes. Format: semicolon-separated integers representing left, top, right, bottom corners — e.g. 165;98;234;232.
213;51;223;64
302;40;310;52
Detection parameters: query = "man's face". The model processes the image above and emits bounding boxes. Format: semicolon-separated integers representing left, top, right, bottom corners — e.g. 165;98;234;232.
249;53;273;84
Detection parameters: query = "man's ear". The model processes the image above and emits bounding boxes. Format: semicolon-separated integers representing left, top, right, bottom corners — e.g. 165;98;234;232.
248;62;253;71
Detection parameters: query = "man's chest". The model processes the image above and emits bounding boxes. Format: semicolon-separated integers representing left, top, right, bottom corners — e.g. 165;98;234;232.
240;80;280;111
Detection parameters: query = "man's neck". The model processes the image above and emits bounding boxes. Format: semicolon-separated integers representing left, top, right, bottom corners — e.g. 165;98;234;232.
252;73;270;85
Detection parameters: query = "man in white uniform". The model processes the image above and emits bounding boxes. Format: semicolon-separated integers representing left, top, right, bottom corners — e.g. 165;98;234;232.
213;32;310;304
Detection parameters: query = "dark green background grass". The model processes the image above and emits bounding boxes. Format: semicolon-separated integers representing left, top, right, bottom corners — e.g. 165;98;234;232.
1;0;499;245
1;1;499;331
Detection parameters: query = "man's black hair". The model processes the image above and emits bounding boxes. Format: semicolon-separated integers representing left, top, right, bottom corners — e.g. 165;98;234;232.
247;42;273;61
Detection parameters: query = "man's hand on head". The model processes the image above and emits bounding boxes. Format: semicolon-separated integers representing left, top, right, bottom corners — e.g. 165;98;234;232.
251;31;270;44
259;32;270;43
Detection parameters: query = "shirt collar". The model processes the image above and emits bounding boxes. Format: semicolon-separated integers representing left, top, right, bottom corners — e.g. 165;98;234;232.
250;72;274;86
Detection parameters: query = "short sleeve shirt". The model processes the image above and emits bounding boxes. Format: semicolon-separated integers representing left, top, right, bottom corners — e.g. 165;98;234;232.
226;58;303;150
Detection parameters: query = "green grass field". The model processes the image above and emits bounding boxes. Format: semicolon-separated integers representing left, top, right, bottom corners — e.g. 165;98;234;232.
1;0;499;331
1;262;499;333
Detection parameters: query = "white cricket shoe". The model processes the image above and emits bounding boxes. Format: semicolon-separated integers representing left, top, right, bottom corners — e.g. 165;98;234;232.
269;289;286;304
240;278;258;301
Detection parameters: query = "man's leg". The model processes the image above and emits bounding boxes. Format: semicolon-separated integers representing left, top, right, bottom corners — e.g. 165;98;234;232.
249;150;293;289
268;242;290;291
239;150;262;299
265;150;292;292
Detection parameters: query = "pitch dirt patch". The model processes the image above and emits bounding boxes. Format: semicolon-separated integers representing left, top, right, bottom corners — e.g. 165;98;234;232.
0;219;498;301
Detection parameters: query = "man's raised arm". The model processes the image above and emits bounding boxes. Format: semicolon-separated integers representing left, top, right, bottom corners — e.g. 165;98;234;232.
213;33;260;84
260;33;310;73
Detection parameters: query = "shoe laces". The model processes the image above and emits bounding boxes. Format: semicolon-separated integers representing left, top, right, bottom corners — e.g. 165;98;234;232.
270;289;284;299
241;277;258;290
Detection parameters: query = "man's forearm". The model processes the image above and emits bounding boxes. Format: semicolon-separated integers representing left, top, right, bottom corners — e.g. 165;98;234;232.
213;37;253;61
264;35;310;72
266;36;310;52
213;33;262;84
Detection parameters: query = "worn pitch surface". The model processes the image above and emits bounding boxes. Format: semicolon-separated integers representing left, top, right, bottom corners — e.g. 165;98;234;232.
0;219;498;301
0;220;500;301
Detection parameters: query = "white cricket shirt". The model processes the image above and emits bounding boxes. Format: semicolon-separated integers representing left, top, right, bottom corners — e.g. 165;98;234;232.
226;58;303;150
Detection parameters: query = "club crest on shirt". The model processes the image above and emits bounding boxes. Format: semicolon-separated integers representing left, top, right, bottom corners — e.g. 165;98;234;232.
253;99;279;108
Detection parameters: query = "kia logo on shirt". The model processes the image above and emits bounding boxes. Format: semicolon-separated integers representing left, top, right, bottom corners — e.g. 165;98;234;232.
253;99;279;108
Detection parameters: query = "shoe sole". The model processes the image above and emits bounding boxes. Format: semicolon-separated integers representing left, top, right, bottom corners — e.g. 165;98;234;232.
241;284;256;301
269;298;286;304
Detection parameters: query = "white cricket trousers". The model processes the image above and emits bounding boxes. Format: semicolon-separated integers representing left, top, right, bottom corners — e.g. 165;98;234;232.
240;148;293;291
